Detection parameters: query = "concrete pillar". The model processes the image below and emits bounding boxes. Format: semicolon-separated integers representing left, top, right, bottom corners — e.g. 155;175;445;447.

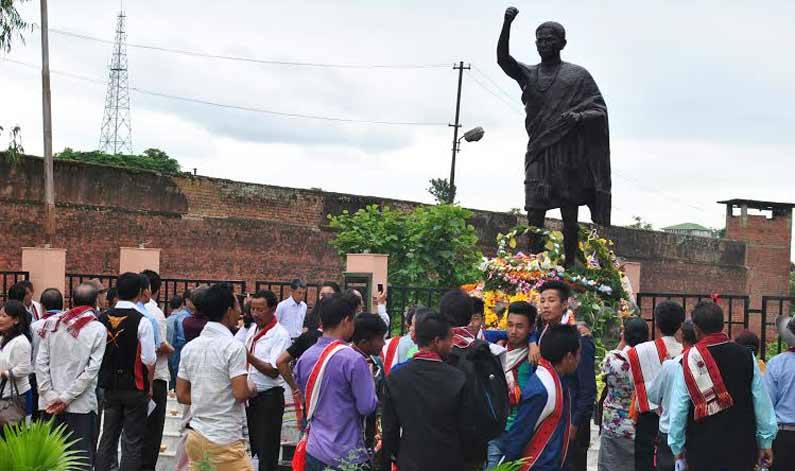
346;253;389;293
119;247;161;274
21;247;66;300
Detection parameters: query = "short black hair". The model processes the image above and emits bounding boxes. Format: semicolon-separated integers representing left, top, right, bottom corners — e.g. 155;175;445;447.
106;287;118;304
681;320;697;346
439;289;473;327
321;281;340;293
7;282;27;302
691;301;724;334
472;298;485;315
182;289;192;303
735;329;761;356
141;270;162;295
73;283;98;308
508;301;537;325
116;272;143;301
0;300;31;348
252;290;278;308
404;304;423;328
655;301;686;336
540;324;580;363
190;286;209;313
290;278;307;290
203;284;236;322
169;295;183;310
40;288;63;311
538;280;571;301
19;280;33;291
352;313;388;344
415;311;451;348
623;317;649;347
319;294;355;329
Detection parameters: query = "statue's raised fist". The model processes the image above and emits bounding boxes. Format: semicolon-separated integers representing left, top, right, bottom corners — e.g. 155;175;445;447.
505;7;519;22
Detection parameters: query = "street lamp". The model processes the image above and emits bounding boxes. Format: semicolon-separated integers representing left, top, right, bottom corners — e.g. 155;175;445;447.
448;126;485;203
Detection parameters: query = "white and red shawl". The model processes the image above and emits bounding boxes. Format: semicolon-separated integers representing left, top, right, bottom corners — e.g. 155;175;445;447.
682;332;734;421
627;337;669;413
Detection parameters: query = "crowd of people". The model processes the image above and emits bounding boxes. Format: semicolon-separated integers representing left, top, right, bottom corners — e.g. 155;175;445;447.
0;274;793;471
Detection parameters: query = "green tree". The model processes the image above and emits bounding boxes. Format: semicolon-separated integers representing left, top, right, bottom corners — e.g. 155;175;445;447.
328;204;482;288
626;216;653;230
56;147;181;174
0;125;24;164
0;0;29;53
427;177;455;205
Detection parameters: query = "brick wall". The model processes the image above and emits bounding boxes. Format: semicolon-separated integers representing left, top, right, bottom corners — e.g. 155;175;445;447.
2;155;787;303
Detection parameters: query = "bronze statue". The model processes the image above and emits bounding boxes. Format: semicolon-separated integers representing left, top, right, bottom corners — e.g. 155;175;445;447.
498;6;611;267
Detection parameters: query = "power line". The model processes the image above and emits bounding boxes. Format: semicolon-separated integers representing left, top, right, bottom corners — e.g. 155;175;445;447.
613;169;712;214
471;65;518;103
3;58;449;126
465;70;524;115
49;28;451;70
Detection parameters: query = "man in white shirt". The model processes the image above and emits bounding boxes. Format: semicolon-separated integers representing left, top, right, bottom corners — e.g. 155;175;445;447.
141;270;174;471
627;300;685;471
36;282;107;466
245;290;291;471
177;283;255;471
29;287;64;419
275;278;307;339
95;272;157;471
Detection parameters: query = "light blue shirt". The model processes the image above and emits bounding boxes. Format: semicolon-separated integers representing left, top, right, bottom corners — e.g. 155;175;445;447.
136;301;162;347
668;353;778;455
764;350;795;426
647;356;681;435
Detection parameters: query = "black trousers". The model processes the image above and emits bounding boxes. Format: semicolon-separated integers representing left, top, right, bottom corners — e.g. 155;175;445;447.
246;386;285;471
566;420;591;471
772;429;795;471
634;412;659;471
655;432;674;471
43;411;97;467
95;389;148;471
142;379;167;471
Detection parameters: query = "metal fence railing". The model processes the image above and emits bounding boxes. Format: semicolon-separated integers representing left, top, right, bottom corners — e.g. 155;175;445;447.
761;296;794;358
386;286;452;335
159;278;247;315
0;271;30;302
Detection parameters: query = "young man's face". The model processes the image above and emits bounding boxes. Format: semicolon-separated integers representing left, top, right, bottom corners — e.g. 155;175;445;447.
250;297;273;325
539;289;567;324
433;329;454;358
507;313;532;348
226;298;242;327
358;335;386;357
319;286;335;299
292;287;306;302
468;313;484;334
23;288;33;306
559;349;581;375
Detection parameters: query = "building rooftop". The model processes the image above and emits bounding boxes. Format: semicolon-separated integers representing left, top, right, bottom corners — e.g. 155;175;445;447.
718;199;795;210
662;223;712;231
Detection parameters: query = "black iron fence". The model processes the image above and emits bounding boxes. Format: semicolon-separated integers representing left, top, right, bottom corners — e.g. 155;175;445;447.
65;273;118;307
0;271;30;302
761;296;794;358
160;278;247;315
387;286;451;335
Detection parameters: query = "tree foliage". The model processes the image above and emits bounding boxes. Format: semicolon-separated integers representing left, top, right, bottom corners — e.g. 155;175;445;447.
626;215;653;231
0;125;24;164
328;204;483;288
56;147;181;174
427;177;455;205
0;0;29;53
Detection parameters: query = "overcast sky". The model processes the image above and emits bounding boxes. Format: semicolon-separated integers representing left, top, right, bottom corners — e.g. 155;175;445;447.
2;1;794;259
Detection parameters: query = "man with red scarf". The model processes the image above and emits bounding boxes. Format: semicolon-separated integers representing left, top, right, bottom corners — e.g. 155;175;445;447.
244;290;291;471
35;282;107;467
494;324;581;470
668;301;778;471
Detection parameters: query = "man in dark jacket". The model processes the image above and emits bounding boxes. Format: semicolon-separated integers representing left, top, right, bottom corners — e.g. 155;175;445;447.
382;310;475;471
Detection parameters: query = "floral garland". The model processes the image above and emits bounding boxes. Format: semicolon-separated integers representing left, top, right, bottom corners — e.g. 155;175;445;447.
465;225;636;357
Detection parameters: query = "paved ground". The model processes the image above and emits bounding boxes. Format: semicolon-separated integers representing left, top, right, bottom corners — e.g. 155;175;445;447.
587;422;600;470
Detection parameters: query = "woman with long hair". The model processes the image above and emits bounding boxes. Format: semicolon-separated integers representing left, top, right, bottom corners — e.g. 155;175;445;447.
598;317;649;471
0;300;33;426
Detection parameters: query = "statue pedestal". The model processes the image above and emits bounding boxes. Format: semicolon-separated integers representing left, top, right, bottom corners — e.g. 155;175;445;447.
21;247;66;300
119;247;161;274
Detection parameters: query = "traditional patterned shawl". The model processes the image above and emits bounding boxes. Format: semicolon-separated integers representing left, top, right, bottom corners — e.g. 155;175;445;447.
682;332;734;421
519;358;570;471
504;345;529;407
627;337;669;413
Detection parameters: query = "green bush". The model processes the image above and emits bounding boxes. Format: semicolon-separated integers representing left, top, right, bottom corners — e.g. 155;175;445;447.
0;419;87;470
328;204;482;288
56;147;181;174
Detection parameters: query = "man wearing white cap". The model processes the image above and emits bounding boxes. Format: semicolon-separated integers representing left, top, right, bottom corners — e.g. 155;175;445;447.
764;314;795;471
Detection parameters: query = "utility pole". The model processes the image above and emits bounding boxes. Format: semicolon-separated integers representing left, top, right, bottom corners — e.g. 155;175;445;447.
40;0;55;243
448;61;470;204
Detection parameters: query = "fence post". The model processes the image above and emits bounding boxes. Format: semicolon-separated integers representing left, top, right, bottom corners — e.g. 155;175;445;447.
21;247;66;301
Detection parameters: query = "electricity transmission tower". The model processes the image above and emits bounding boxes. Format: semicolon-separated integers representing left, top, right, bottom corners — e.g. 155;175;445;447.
99;11;132;155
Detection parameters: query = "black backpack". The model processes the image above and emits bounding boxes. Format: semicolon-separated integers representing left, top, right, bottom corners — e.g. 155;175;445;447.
447;339;509;459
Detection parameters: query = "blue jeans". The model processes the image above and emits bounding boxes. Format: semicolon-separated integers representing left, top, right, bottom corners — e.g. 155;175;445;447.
486;439;505;469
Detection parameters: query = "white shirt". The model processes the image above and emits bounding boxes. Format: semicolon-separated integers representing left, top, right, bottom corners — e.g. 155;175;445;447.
30;311;62;363
0;335;32;398
234;324;253;345
245;322;291;392
115;301;157;366
377;304;390;334
35;310;107;413
178;322;248;445
660;335;683;358
146;299;170;382
275;297;307;339
27;300;44;321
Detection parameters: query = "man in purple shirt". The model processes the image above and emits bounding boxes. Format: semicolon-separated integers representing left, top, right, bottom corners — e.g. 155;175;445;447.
294;294;378;470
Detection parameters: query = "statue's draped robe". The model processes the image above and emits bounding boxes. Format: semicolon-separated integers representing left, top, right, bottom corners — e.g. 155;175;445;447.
514;61;611;226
